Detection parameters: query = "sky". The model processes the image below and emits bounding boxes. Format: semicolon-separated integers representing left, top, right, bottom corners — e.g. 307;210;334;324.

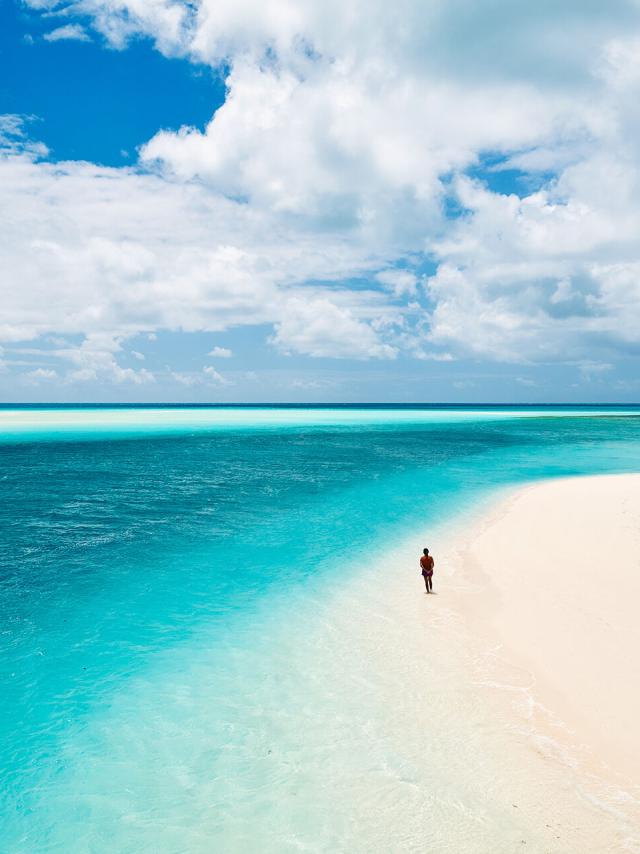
1;0;640;403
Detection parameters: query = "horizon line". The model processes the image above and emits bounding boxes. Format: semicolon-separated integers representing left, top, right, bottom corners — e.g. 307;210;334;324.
1;402;639;409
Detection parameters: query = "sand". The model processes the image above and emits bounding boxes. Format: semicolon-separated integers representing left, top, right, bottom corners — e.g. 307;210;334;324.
455;473;640;785
300;473;640;851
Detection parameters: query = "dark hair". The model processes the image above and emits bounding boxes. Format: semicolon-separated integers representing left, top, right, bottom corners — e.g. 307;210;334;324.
423;548;429;555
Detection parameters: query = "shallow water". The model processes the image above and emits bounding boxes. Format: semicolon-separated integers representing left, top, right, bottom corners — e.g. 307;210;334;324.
1;406;639;851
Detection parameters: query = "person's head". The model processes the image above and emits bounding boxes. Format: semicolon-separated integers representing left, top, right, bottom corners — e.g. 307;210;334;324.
423;548;429;556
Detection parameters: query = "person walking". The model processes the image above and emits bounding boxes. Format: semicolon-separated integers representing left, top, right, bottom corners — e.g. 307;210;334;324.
420;547;434;593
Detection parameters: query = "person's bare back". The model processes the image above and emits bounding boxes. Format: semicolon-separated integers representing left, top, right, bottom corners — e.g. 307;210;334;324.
420;547;434;593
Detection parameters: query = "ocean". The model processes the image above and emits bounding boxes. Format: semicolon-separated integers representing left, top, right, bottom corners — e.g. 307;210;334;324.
1;406;639;852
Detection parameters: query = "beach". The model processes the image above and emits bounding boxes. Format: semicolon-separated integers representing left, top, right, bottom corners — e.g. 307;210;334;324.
321;472;640;851
455;474;640;786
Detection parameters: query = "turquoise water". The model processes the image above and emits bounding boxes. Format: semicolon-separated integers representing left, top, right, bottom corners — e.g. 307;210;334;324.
1;406;639;851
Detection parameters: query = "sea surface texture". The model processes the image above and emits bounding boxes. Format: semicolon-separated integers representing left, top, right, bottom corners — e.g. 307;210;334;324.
1;406;639;852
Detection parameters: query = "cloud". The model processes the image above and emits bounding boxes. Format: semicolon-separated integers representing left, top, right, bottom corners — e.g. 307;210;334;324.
375;269;418;297
202;365;231;385
423;160;640;361
0;125;399;370
43;24;91;43
53;334;155;384
26;368;58;382
165;365;232;387
169;369;198;386
0;114;48;158
6;0;640;387
208;346;232;358
271;297;397;359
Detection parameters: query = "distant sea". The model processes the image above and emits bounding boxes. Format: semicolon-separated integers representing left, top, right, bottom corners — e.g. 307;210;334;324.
1;405;639;851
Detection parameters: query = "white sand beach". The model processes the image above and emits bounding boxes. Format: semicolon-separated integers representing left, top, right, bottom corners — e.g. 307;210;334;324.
456;474;640;785
318;473;640;851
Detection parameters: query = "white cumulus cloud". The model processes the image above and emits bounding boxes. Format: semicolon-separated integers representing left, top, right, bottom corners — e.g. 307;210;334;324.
43;24;91;43
4;0;640;388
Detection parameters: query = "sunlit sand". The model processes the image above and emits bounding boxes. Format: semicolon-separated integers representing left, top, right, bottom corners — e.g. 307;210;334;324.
458;474;640;784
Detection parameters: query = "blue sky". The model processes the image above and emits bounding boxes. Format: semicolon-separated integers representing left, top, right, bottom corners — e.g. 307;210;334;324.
1;0;225;165
1;0;640;402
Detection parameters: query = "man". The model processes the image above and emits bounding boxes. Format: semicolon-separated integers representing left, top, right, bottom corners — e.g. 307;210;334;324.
420;547;434;593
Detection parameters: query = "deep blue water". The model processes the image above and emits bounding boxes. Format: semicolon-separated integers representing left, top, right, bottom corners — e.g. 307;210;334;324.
1;407;639;850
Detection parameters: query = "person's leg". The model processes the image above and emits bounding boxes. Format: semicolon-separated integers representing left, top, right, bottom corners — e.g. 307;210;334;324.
423;574;430;592
428;575;433;592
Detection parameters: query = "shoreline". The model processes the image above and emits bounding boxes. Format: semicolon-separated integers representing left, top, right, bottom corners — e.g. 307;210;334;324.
4;471;639;852
322;472;640;851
